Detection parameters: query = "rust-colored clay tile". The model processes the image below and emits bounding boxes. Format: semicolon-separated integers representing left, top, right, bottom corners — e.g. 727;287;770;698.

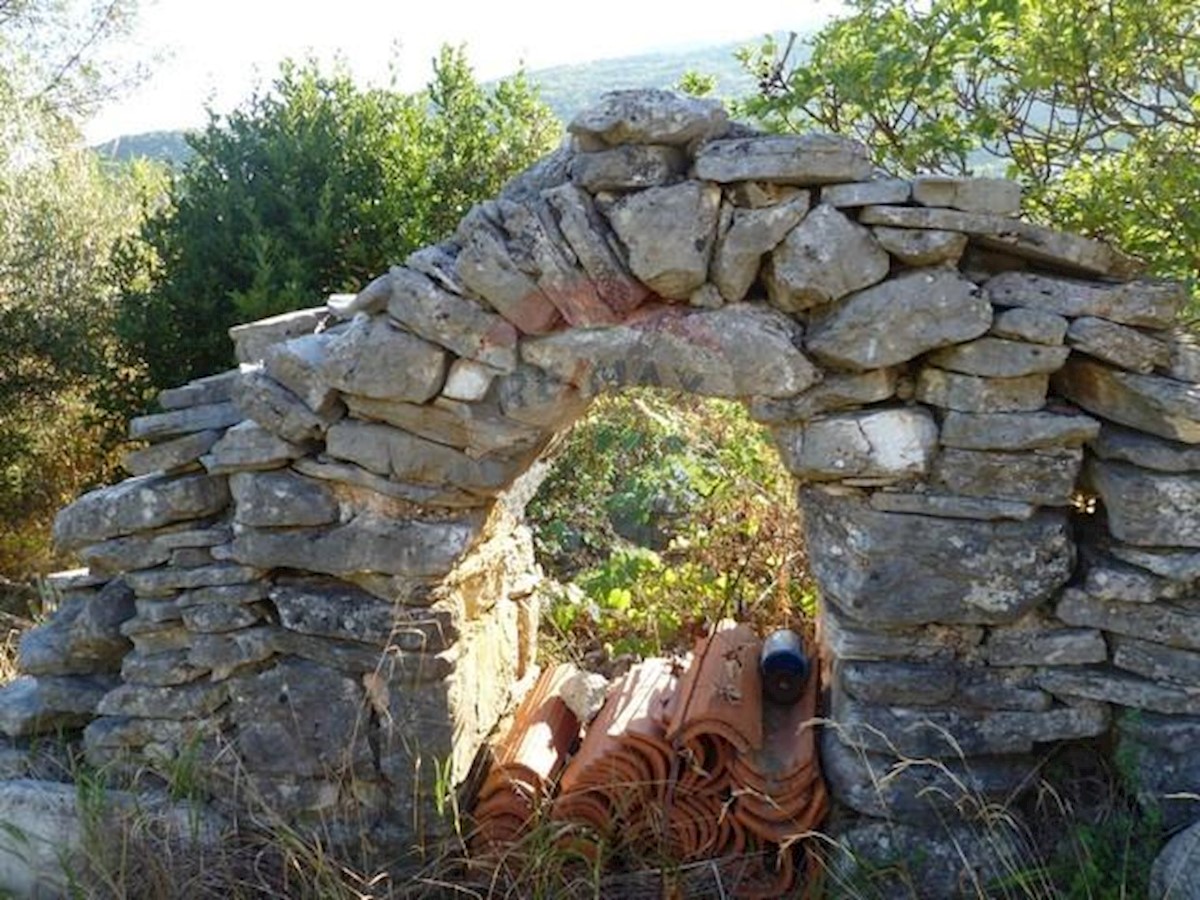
665;620;763;754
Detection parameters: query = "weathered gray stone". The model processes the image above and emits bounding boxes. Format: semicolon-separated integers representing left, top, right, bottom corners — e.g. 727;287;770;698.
227;659;373;777
990;306;1069;345
230;470;338;528
326;420;523;495
1150;821;1200;900
860;206;1143;279
940;410;1099;451
869;492;1036;520
54;473;230;552
456;205;561;334
176;582;265;608
1118;711;1200;833
441;358;496;402
319;316;448;403
1056;358;1200;443
1164;333;1200;383
764;204;889;312
405;241;469;297
725;181;806;208
1083;556;1166;604
0;675;110;736
1036;665;1200;716
711;193;809;302
747;369;897;423
180;601;264;634
820;727;1034;819
123;429;221;476
230;307;328;364
261;330;344;416
871;225;967;266
1087;458;1200;547
834;689;1109;757
154;525;232;550
521;304;820;399
1112;636;1200;688
1091;424;1200;472
820;603;984;662
270;580;458;651
989;272;1188;331
96;681;228;719
839;660;1049;711
230;512;480;579
158;369;241;411
916;368;1049;413
1110;545;1200;582
129;402;242;443
806;268;992;370
694;134;874;185
328;275;389;318
498;144;573;202
292;456;483;508
930;447;1082;506
44;568;106;591
568;89;728;147
605;181;721;300
912;175;1022;215
496;365;590;430
927;337;1069;378
80;534;170;575
570;144;686;191
1067;316;1169;374
202;420;304;474
188;628;277;680
271;628;451;680
801;488;1074;626
170;546;214;568
125;564;262;599
820;179;911;207
134;596;182;624
984;619;1108;666
542;183;648;314
232;366;338;443
125;622;191;655
121;649;208;686
342;394;545;458
773;408;937;483
1057;588;1200;651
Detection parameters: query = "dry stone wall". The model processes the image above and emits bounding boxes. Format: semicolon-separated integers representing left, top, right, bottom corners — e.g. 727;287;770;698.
4;89;1199;853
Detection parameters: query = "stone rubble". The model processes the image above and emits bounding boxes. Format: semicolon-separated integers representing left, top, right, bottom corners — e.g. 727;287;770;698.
0;88;1195;877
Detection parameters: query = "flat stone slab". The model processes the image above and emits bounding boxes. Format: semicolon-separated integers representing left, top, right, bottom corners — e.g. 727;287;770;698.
128;402;242;443
912;175;1022;215
872;225;967;266
820;603;984;663
1086;458;1200;547
1055;358;1200;443
801;488;1074;626
202;420;304;474
1035;665;1200;716
568;89;729;147
859;206;1144;279
712;192;809;302
821;179;911;208
927;337;1069;378
521;304;820;399
1057;588;1200;651
773;408;937;483
230;470;338;528
53;473;231;552
1112;636;1200;688
806;268;992;370
1150;821;1200;900
984;620;1107;666
123;429;221;476
838;660;1050;711
230;306;327;364
869;492;1036;521
570;144;686;191
1090;424;1200;472
158;369;241;410
916;368;1049;413
985;271;1183;328
233;366;340;444
1066;317;1168;374
1110;545;1200;582
930;447;1082;506
748;369;897;423
940;411;1099;450
694;134;874;185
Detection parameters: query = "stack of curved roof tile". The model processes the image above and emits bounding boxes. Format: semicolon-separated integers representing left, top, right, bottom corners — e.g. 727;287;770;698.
472;622;826;897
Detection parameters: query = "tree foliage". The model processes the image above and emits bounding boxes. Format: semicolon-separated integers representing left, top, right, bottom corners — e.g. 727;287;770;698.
737;0;1200;306
118;47;560;389
0;0;157;576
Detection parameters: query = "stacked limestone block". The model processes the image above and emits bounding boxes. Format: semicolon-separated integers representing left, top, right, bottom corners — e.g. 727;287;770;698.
7;90;1197;853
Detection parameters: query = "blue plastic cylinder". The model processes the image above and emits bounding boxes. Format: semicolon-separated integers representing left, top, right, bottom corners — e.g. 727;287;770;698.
760;628;809;705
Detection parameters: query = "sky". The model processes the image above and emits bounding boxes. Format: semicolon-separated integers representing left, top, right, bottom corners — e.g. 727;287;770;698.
84;0;846;143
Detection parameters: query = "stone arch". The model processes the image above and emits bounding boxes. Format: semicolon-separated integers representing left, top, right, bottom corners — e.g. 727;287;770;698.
26;90;1200;862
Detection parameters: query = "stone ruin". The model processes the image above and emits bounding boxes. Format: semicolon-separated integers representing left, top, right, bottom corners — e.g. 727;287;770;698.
3;89;1199;880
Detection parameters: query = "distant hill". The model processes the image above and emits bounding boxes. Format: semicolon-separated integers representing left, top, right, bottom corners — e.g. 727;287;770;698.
92;34;789;168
